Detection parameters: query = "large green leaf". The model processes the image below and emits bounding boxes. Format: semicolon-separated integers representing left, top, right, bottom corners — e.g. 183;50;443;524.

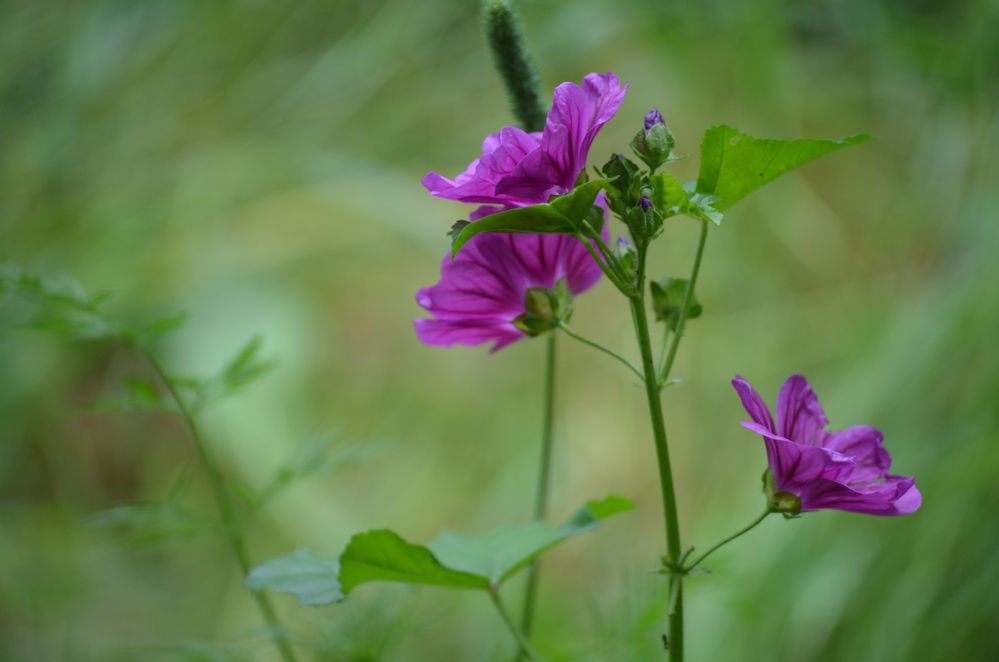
252;496;633;603
428;495;634;585
338;529;489;594
695;125;870;211
450;178;613;257
245;549;344;606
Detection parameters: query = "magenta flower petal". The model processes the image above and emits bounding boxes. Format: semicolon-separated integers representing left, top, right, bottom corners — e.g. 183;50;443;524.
732;375;777;433
732;375;921;516
423;72;627;207
415;229;605;352
496;72;628;200
776;374;829;444
414;318;524;353
797;475;921;516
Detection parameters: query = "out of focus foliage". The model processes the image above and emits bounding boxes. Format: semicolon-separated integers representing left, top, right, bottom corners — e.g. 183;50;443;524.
1;0;997;660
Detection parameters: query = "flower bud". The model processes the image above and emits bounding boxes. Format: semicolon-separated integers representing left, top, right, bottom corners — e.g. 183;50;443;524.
631;107;676;170
644;108;665;131
640;195;653;211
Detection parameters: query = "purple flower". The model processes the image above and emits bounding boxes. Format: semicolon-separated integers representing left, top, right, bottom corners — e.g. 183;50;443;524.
414;232;604;351
421;72;628;211
732;374;921;516
643;108;665;132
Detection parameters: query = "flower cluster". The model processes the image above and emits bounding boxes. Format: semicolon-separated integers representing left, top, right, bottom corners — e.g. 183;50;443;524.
415;72;626;351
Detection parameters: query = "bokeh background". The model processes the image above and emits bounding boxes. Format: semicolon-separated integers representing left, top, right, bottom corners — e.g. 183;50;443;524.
2;0;998;660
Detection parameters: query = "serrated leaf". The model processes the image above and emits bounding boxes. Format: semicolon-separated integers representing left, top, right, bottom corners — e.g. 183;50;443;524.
695;125;870;211
339;530;489;594
246;549;344;606
650;278;703;331
451;179;613;257
428;495;634;585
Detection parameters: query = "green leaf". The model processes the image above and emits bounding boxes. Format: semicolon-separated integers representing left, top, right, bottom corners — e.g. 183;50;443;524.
428;495;634;585
89;501;208;543
339;530;488;594
549;178;613;224
246;549;344;606
695;125;871;211
651;173;690;213
87;378;166;413
650;174;723;225
336;496;632;597
193;336;276;409
450;178;613;257
253;430;388;507
650;278;703;331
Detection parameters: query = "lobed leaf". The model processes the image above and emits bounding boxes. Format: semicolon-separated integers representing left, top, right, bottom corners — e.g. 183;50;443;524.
338;529;488;594
428;495;634;585
695;125;870;211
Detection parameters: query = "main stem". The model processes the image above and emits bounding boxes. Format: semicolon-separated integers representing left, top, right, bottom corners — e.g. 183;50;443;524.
146;354;297;662
518;333;556;649
630;248;684;659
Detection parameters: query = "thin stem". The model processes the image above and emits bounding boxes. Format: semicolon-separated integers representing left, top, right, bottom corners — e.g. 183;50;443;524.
629;243;684;659
684;507;774;572
656;324;671;376
145;353;297;662
490;586;542;662
557;322;644;380
659;220;709;385
518;333;557;648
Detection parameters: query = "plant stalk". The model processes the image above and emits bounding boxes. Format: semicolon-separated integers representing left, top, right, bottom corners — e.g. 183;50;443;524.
518;333;557;649
684;507;774;573
491;586;542;662
660;220;709;384
630;244;684;659
145;353;297;662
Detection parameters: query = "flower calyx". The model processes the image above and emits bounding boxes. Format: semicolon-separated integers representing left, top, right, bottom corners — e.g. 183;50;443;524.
762;468;801;518
514;279;573;337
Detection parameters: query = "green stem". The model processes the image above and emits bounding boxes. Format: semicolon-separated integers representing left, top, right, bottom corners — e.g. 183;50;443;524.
659;220;709;385
518;333;557;649
490;586;542;662
145;354;297;662
557;322;644;380
684;507;774;573
629;245;684;659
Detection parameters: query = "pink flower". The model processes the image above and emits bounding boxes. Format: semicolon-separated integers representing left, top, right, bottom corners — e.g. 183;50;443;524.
421;72;627;212
733;375;921;516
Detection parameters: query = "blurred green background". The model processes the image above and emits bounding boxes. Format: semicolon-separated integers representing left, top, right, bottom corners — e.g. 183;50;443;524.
2;0;998;660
